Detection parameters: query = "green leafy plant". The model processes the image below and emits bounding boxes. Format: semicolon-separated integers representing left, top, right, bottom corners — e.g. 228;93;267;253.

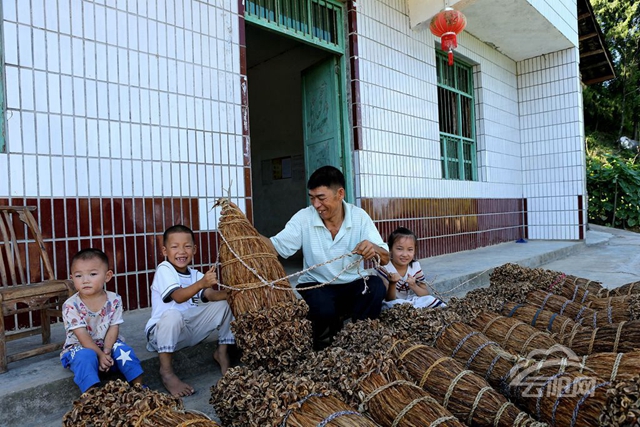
587;153;640;228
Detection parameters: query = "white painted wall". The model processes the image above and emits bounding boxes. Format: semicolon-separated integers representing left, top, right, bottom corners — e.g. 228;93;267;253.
1;0;244;229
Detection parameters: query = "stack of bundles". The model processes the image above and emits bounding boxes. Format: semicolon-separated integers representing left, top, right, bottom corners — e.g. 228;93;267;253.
469;311;562;357
297;347;463;427
599;374;640;426
607;280;640;297
562;320;640;355
446;280;539;324
230;299;312;372
433;321;521;394
392;340;546;427
333;320;544;426
63;380;218;426
490;263;566;291
378;303;460;342
215;199;310;372
215;198;297;315
527;290;629;327
435;323;612;426
279;393;381;427
210;365;353;427
501;301;587;339
552;275;606;301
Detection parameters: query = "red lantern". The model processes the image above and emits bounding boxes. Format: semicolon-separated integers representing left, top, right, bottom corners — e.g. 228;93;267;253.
430;7;467;66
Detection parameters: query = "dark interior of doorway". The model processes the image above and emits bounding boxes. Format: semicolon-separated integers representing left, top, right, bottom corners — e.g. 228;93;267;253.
246;23;333;273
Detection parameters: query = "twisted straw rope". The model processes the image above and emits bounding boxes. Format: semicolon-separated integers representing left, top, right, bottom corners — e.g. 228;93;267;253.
391;395;439;427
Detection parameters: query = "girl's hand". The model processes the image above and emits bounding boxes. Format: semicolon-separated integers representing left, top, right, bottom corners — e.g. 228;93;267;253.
388;272;402;284
405;274;416;287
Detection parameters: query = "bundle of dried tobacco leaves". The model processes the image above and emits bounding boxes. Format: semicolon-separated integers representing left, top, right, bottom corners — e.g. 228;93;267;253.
490;263;565;292
501;301;588;339
562;320;640;355
214;198;297;316
231;299;312;373
526;290;628;327
210;365;334;427
62;379;215;427
378;303;460;343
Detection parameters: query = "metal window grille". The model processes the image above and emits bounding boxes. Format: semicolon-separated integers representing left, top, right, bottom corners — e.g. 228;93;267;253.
437;53;476;181
245;0;343;53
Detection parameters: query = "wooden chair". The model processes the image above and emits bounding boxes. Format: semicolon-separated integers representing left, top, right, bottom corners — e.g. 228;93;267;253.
0;206;74;373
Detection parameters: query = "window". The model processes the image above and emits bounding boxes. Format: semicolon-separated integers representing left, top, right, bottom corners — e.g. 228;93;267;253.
0;10;4;153
437;52;476;180
245;0;343;52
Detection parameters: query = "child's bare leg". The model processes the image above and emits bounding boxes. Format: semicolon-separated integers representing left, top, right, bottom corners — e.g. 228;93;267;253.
130;375;143;386
213;344;230;375
158;352;195;397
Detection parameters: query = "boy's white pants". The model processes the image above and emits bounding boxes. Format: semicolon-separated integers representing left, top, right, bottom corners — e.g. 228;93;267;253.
146;301;235;353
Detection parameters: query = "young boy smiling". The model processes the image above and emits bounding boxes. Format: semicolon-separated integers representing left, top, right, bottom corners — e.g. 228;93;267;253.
61;248;143;393
145;225;234;397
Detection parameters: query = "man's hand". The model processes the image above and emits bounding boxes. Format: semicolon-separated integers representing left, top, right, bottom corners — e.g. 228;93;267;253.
353;240;378;261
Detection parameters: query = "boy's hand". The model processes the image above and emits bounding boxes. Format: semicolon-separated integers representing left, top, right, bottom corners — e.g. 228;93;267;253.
201;265;218;289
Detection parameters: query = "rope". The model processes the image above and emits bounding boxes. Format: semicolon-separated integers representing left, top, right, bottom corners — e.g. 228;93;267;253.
580;290;590;304
391;395;439;427
512;411;528;427
485;353;502;383
608;305;613;324
613;321;626;353
535;372;565;419
539;293;553;311
587;327;599;355
317;410;361;427
564;323;583;348
521;331;546;354
451;331;480;358
503;323;523;345
559;299;571;316
531;308;544;327
569;381;610;427
444;370;473;408
481;316;502;334
574;306;587;322
466;341;498;369
506;303;524;318
419;357;450;388
493;401;512;427
429;416;458;427
547;313;558;332
468;386;493;425
571;284;580;302
358;380;423;413
217;227;377;293
610;352;624;381
398;344;430;361
559;318;573;336
549;273;566;291
279;393;325;427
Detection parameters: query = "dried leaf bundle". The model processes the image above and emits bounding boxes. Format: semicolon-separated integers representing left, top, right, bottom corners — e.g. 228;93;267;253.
609;281;640;297
231;300;312;372
210;365;333;427
281;393;381;427
355;364;464;427
379;303;460;343
586;294;636;310
434;321;520;395
134;408;220;427
490;263;565;291
62;379;186;427
215;198;297;316
553;275;606;300
600;374;640;426
527;290;628;327
562;320;640;355
500;301;588;339
469;311;560;357
332;319;401;355
392;340;544;427
581;351;640;382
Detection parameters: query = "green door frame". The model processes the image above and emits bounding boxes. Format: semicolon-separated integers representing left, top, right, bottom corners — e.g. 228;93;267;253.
244;0;354;201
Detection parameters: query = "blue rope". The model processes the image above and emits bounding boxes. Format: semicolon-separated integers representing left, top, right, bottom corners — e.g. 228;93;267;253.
451;331;480;358
466;341;498;369
317;410;361;427
279;393;325;427
507;304;524;318
547;313;558;331
570;381;610;427
531;308;543;327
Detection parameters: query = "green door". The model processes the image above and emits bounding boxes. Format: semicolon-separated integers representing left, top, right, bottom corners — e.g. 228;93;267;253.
301;56;343;182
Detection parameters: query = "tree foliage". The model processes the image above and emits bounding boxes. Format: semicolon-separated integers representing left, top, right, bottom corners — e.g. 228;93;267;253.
583;0;640;139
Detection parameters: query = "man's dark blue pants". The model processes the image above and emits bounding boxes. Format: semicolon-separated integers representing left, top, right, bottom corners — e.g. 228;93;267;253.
297;276;386;349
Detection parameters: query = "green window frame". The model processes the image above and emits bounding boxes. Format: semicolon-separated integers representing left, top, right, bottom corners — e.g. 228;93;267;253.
437;52;476;181
245;0;344;54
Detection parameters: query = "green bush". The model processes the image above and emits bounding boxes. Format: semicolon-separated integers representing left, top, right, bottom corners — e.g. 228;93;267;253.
587;153;640;228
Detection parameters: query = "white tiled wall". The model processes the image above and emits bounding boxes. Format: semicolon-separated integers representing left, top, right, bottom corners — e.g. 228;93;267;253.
1;0;243;229
518;48;585;240
355;0;523;200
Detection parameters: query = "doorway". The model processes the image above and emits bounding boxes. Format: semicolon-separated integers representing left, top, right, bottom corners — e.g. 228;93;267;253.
246;23;346;240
